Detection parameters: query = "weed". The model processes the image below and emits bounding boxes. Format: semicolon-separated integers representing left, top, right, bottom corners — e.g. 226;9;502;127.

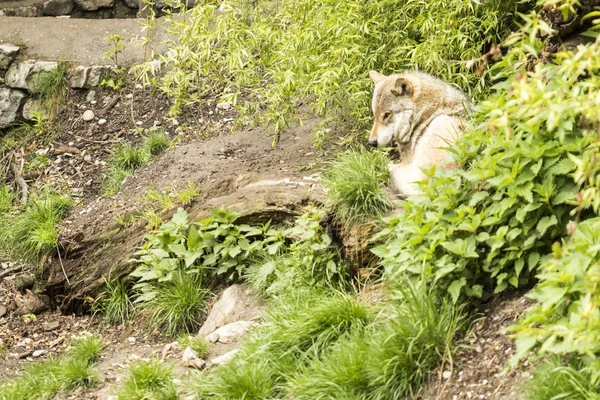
142;188;174;210
176;181;200;205
115;359;179;400
60;357;99;390
104;166;133;196
92;278;135;325
115;212;138;228
30;63;68;105
143;130;171;155
139;271;209;337
0;190;72;261
103;34;126;68
110;143;151;172
177;335;210;358
24;153;50;174
139;207;163;231
68;335;105;364
323;147;392;224
0;186;17;213
523;358;600;400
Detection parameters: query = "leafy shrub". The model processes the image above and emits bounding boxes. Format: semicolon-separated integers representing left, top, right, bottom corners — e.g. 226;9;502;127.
322;147;392;224
91;278;135;325
115;359;179;400
0;190;72;261
371;15;600;303
150;0;523;141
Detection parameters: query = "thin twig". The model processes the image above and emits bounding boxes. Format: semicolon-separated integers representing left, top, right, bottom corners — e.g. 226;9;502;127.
9;152;28;205
0;265;23;280
56;245;71;286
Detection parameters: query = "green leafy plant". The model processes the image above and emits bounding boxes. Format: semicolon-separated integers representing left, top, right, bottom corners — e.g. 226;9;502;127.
103;34;126;68
149;0;522;143
176;181;200;205
115;359;179;400
322;147;392;224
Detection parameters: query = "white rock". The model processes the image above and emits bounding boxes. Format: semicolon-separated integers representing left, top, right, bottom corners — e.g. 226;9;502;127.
82;110;95;121
216;101;232;110
127;336;136;344
0;87;27;129
32;349;47;358
182;346;206;369
86;90;97;103
83;154;92;163
210;349;239;366
5;60;58;90
98;118;107;125
442;370;452;379
0;44;20;70
206;321;252;344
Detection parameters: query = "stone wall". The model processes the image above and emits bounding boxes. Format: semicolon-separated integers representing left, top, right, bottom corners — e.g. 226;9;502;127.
0;43;113;129
0;0;139;18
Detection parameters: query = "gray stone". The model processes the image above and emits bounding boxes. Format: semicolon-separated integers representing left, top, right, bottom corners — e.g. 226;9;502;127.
0;87;26;129
198;284;263;337
5;60;58;91
15;274;36;291
86;90;97;103
74;0;113;11
1;6;40;17
182;347;206;369
210;349;239;366
32;349;48;358
123;0;138;9
0;304;7;318
42;0;74;15
0;44;20;70
22;98;47;120
43;321;60;331
206;320;252;344
67;65;107;89
82;109;95;121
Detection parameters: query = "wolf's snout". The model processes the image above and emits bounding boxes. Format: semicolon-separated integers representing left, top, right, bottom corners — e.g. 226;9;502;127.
367;138;378;147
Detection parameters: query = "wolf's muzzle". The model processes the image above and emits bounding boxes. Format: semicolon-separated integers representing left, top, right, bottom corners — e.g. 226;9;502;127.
367;138;378;147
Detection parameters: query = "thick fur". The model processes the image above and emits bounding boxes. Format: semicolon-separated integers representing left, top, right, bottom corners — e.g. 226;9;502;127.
368;70;471;196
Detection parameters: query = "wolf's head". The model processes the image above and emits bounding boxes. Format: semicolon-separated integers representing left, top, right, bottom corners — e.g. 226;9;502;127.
368;70;415;148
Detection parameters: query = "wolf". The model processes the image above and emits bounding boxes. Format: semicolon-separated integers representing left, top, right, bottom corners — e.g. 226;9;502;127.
368;70;472;196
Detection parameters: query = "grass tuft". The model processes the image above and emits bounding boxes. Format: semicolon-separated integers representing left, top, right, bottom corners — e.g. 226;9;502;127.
0;190;71;261
0;186;17;214
92;278;135;325
69;335;105;364
60;358;99;390
143;130;171;155
140;271;209;337
176;182;200;205
177;335;210;359
111;143;151;172
115;359;179;400
523;358;600;400
323;148;392;224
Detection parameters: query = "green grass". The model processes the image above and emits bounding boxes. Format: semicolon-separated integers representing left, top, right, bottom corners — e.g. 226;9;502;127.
115;359;179;400
142;188;174;211
322;148;392;224
177;334;210;359
92;278;135;325
0;190;72;261
0;186;17;213
524;358;600;400
0;335;103;400
140;271;209;337
29;63;68;102
111;143;151;171
176;182;200;205
143;130;171;156
104;166;133;196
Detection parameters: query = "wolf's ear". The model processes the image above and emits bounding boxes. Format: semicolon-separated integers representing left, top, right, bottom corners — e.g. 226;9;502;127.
391;78;412;97
369;70;386;84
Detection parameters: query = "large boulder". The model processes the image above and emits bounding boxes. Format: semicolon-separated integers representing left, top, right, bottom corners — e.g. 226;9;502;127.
5;60;58;91
22;98;47;121
0;44;20;71
74;0;113;10
0;87;27;129
42;0;75;15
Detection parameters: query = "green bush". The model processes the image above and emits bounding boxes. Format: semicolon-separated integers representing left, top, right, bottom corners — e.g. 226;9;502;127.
322;148;392;224
115;359;179;400
150;0;524;141
371;15;600;303
91;278;135;325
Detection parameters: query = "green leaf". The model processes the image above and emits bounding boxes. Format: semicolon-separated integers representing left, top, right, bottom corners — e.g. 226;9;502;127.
536;215;558;236
448;278;466;304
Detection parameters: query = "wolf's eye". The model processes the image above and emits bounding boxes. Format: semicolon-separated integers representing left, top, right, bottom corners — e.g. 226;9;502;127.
382;111;392;120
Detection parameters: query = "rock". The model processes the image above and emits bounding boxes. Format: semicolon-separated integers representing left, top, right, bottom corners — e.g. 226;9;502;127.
0;87;27;129
128;336;136;344
67;65;106;89
32;349;48;358
0;44;20;70
1;6;40;17
0;303;7;318
206;320;252;344
443;370;452;379
15;274;36;291
5;60;58;91
182;347;206;369
22;98;47;120
43;321;60;331
74;0;114;10
82;110;95;121
14;290;48;316
198;284;263;337
216;101;232;110
84;154;92;163
42;0;74;15
123;0;138;8
98;118;107;125
210;349;239;366
161;341;180;360
86;90;97;103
